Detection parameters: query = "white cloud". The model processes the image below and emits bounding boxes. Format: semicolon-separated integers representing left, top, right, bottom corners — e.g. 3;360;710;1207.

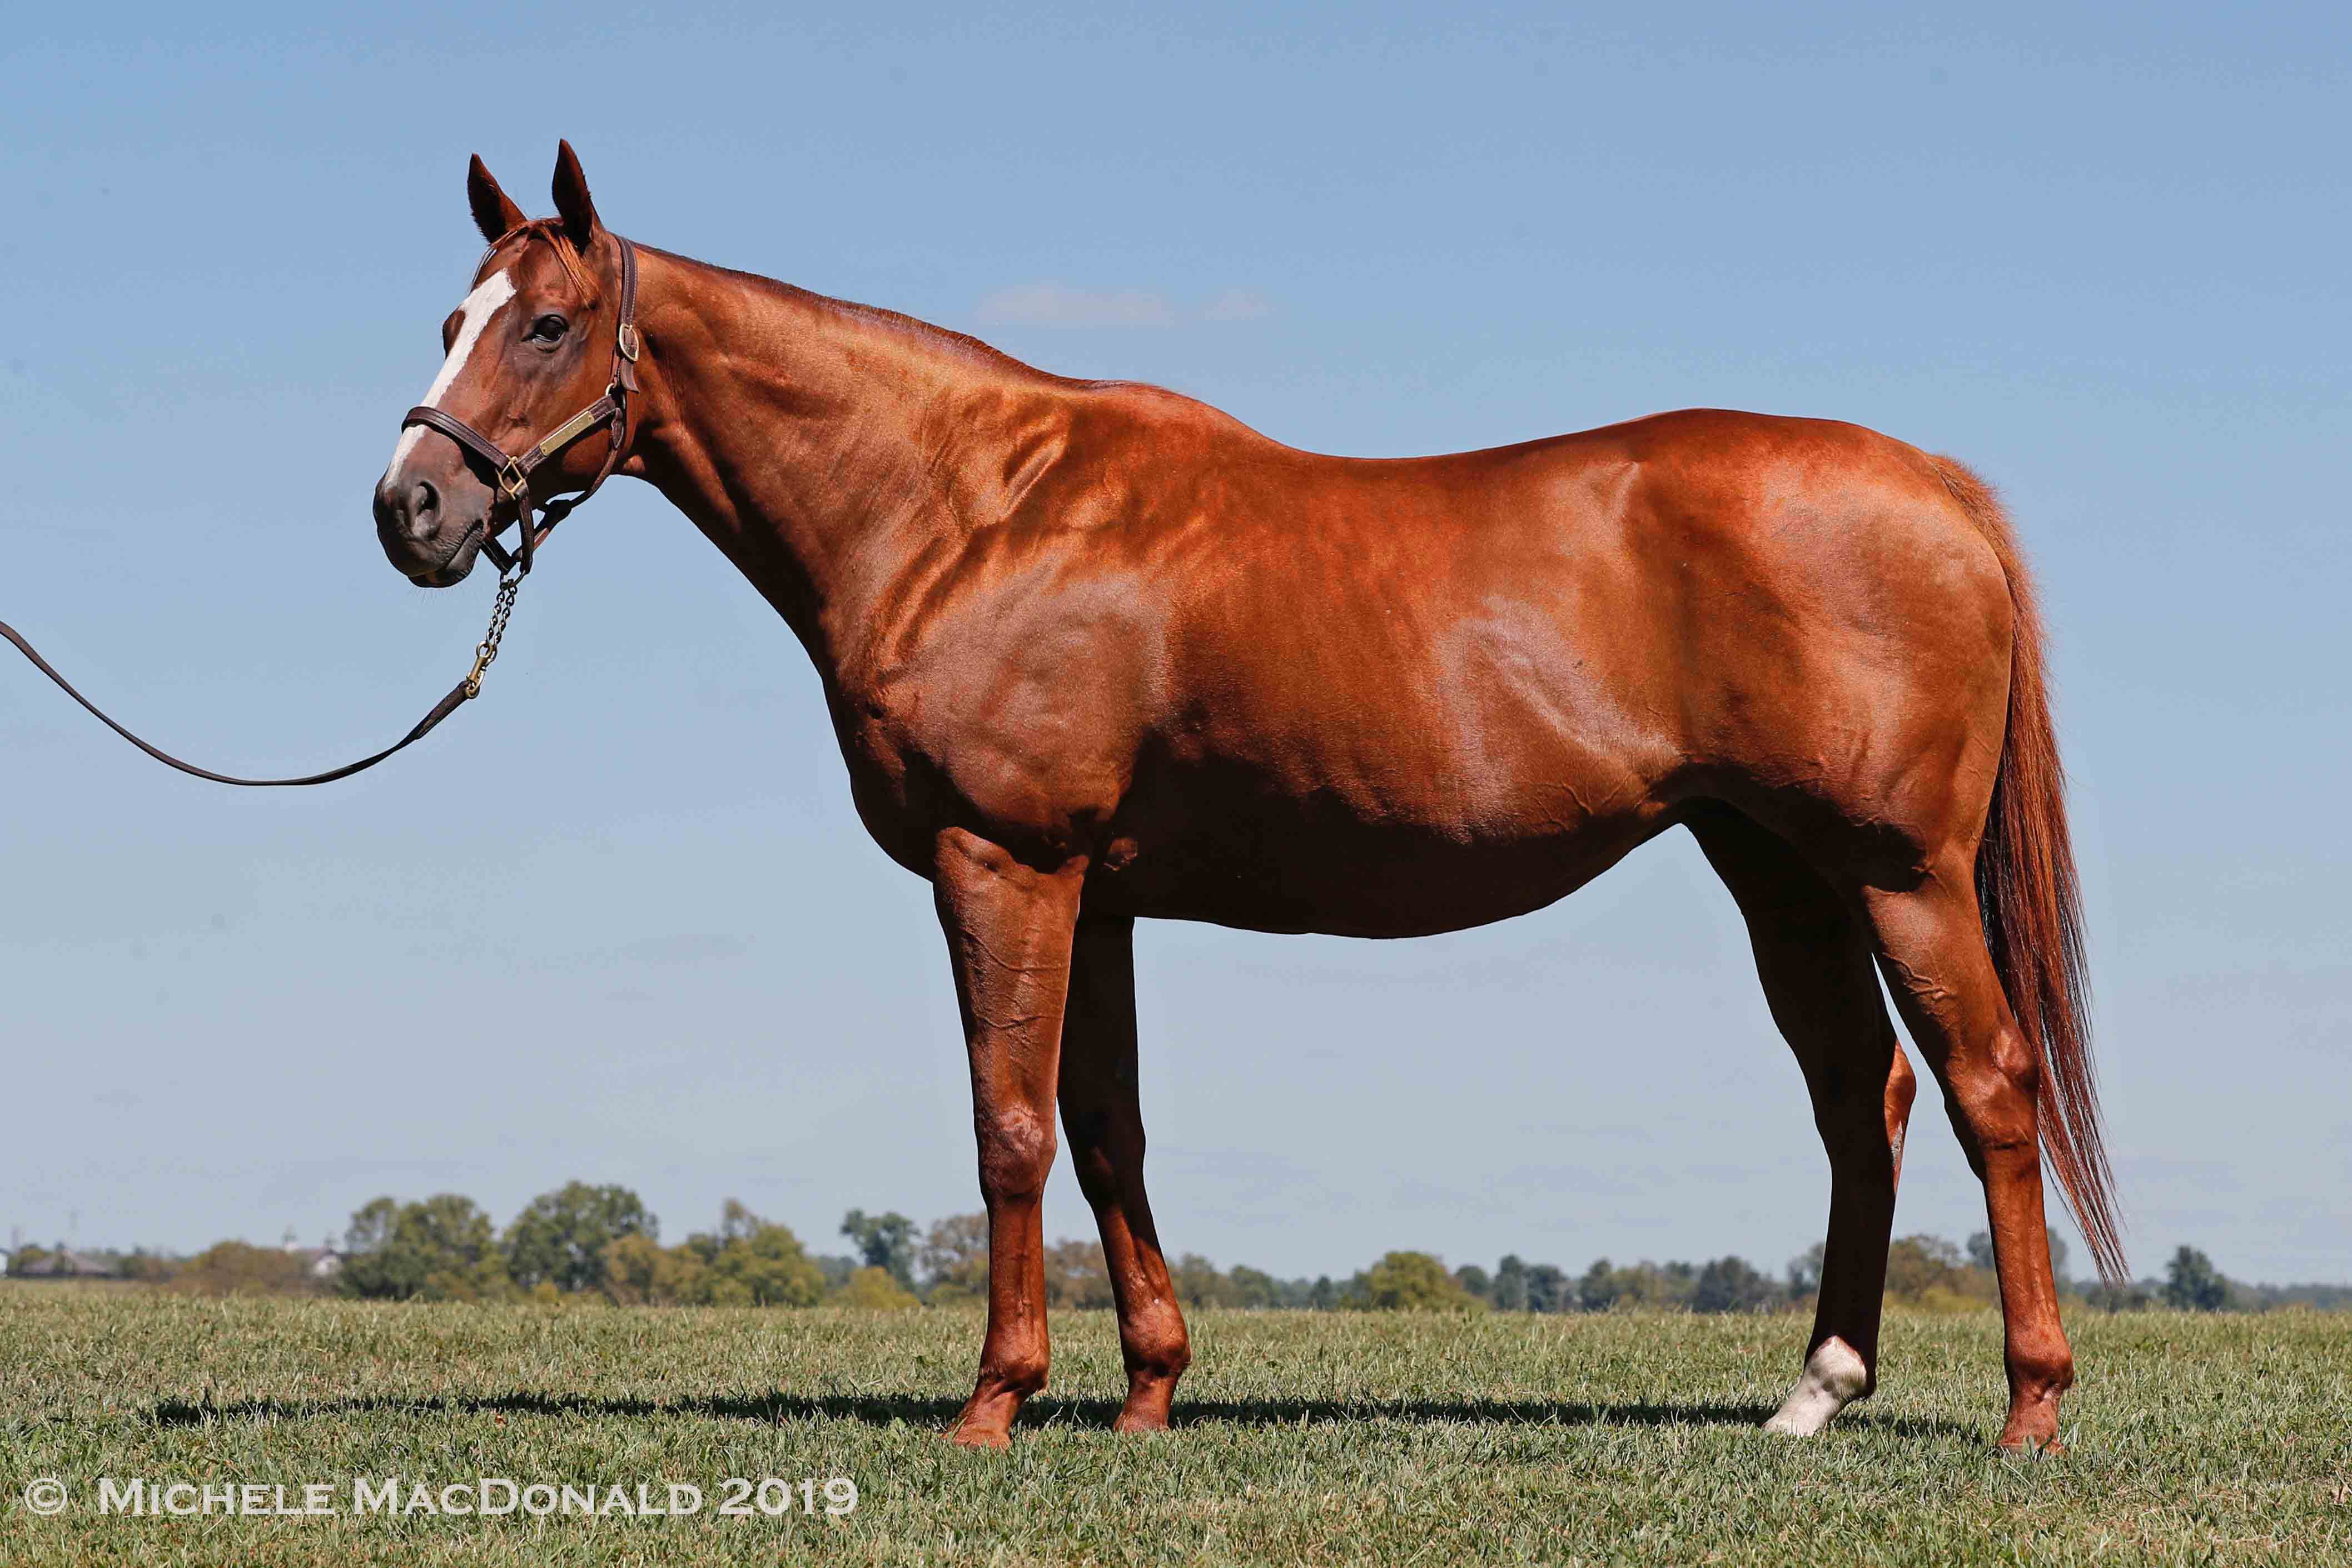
976;283;1177;328
1201;288;1276;322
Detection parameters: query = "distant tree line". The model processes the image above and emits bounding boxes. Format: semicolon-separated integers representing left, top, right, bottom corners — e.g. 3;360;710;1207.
12;1199;2345;1315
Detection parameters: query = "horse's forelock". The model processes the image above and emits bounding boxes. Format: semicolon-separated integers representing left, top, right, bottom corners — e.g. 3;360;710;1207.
474;218;603;306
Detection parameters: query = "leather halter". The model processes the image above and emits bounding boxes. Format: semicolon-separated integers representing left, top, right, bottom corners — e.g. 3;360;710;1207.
401;233;643;577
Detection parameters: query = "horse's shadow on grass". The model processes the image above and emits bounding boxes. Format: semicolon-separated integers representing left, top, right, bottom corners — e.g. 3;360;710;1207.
146;1391;1973;1440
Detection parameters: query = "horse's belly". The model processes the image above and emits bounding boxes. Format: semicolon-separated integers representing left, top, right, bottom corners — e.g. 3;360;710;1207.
1093;780;1673;937
1095;638;1681;934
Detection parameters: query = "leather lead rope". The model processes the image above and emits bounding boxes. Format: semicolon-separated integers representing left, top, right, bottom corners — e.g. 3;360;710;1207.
1;574;519;788
2;233;643;787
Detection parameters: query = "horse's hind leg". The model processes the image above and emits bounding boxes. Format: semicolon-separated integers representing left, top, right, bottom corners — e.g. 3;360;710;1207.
1862;873;2075;1450
1057;913;1192;1431
1690;808;1917;1436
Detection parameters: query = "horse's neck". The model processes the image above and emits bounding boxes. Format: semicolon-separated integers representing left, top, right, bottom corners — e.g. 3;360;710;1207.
629;248;1048;667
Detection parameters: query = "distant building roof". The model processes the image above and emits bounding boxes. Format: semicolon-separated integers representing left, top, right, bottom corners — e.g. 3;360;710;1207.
18;1248;112;1277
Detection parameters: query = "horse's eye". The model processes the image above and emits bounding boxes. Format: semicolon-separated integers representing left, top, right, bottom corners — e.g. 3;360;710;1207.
528;314;569;343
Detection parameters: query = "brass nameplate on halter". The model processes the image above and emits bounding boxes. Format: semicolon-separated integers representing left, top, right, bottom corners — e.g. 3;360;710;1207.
531;404;613;462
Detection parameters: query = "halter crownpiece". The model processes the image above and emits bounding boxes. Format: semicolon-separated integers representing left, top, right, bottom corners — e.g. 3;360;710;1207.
400;233;642;577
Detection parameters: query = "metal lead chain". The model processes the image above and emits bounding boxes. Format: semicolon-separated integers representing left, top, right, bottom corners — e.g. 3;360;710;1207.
464;573;522;699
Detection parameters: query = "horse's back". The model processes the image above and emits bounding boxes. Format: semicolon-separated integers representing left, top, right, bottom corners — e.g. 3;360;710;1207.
1132;401;2003;775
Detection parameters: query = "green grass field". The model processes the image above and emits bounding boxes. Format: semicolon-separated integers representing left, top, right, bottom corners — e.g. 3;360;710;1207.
3;1283;2346;1565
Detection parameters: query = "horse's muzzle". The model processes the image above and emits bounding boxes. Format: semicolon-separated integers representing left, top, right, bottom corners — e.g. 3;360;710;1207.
375;471;484;586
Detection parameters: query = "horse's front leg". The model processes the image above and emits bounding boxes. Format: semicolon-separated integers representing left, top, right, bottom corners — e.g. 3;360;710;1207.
932;827;1086;1448
1060;913;1191;1431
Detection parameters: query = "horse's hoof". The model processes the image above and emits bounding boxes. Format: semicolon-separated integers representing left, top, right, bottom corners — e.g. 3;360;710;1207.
1111;1411;1173;1435
1995;1393;2066;1455
1112;1385;1178;1433
946;1422;1012;1450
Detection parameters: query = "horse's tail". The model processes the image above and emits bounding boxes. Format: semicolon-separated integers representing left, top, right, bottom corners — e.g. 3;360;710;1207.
1934;456;2126;1286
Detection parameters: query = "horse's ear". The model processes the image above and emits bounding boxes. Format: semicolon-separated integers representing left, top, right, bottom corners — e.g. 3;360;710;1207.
467;155;526;245
550;140;602;249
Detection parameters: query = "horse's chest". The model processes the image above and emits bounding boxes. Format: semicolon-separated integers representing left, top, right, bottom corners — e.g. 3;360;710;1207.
824;676;1104;874
822;688;944;873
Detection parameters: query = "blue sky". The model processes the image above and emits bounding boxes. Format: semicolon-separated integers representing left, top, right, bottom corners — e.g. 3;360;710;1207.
3;3;2346;1284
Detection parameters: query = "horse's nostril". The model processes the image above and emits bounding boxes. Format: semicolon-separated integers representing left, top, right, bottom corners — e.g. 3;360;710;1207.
407;480;440;538
374;472;447;554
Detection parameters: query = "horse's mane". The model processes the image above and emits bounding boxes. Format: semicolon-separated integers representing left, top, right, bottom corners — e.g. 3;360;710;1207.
475;218;603;306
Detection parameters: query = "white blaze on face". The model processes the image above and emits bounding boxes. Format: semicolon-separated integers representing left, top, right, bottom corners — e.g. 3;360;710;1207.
385;270;518;475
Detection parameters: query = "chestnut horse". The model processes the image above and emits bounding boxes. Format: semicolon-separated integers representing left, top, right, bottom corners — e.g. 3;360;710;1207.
376;145;2120;1451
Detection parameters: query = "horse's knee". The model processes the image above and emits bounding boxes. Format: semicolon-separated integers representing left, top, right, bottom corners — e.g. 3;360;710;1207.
976;1105;1056;1202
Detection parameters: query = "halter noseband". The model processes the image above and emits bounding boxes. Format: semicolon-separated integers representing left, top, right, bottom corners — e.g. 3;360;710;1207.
400;232;642;577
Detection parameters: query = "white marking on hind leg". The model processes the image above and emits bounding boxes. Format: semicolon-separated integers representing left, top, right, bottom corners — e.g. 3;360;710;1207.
1763;1336;1869;1436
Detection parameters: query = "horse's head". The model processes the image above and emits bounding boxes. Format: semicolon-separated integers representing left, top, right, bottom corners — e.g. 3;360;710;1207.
375;142;631;586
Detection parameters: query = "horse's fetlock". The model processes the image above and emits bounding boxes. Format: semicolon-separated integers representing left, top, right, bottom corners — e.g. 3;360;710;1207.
1126;1327;1191;1383
984;1352;1050;1398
